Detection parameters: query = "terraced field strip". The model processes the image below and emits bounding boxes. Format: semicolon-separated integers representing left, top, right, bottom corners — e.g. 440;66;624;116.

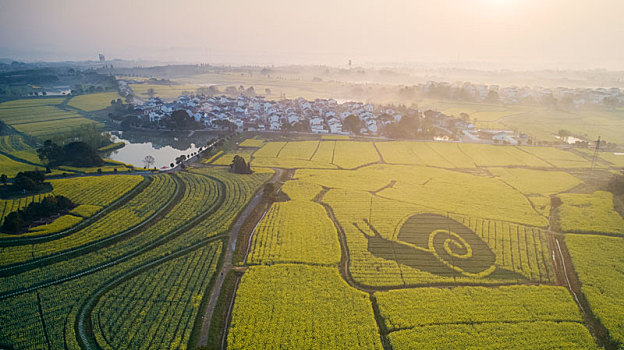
0;134;42;165
76;237;223;349
0;169;271;349
0;98;101;139
0;176;152;247
68;92;122;112
0;173;228;298
0;175;181;276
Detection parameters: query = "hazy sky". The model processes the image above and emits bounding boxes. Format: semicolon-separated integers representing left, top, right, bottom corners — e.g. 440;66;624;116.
1;0;623;69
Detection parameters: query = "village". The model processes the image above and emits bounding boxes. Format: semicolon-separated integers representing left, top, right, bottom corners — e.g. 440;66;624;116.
126;92;536;145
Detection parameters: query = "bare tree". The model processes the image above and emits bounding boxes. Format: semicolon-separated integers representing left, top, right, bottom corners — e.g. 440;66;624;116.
143;155;155;169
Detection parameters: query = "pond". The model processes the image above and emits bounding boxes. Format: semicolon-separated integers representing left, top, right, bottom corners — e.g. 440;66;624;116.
104;132;211;169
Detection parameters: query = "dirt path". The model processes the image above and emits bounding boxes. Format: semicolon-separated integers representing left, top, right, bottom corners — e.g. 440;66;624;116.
196;168;282;347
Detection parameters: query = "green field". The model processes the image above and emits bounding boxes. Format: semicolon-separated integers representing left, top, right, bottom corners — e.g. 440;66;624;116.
227;264;382;350
129;83;200;101
224;140;619;348
567;234;624;348
245;139;601;171
1;138;622;349
0;98;101;139
0;167;272;349
558;191;624;235
247;200;341;265
68;92;122;112
0;135;42;164
376;285;596;349
417;97;624;144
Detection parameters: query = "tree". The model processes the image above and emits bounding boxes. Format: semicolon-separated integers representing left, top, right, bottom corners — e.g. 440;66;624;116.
0;174;7;186
197;86;218;97
384;115;420;139
558;129;572;143
175;155;187;165
343;115;362;135
485;90;499;103
37;140;64;165
2;195;74;234
170;110;195;130
62;142;103;167
2;212;24;234
230;155;252;174
244;86;256;97
14;171;45;192
143;155;155;168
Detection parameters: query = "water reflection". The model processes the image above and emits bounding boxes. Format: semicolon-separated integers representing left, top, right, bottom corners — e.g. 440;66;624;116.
105;131;214;168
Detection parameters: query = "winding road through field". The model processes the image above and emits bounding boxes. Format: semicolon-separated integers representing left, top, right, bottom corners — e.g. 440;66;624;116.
196;167;282;347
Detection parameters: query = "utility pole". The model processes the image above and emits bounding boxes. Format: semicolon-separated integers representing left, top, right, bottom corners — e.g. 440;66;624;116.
590;136;601;173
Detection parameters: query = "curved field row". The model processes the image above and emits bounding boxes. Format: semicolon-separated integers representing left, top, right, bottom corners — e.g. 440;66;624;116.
0;175;177;269
87;241;222;349
0;174;142;228
1;193;49;227
0;172;226;295
0;152;45;178
0;176;150;246
48;175;143;207
26;215;83;236
0;236;225;349
0;134;41;165
0;169;272;349
186;168;275;237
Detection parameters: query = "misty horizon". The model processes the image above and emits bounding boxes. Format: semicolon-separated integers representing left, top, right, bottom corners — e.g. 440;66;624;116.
1;0;624;70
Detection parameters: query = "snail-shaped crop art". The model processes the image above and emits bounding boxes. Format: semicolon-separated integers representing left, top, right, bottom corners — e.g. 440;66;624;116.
356;213;497;278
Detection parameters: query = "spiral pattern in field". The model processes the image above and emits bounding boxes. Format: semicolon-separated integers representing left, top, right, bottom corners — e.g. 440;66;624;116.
397;213;496;276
